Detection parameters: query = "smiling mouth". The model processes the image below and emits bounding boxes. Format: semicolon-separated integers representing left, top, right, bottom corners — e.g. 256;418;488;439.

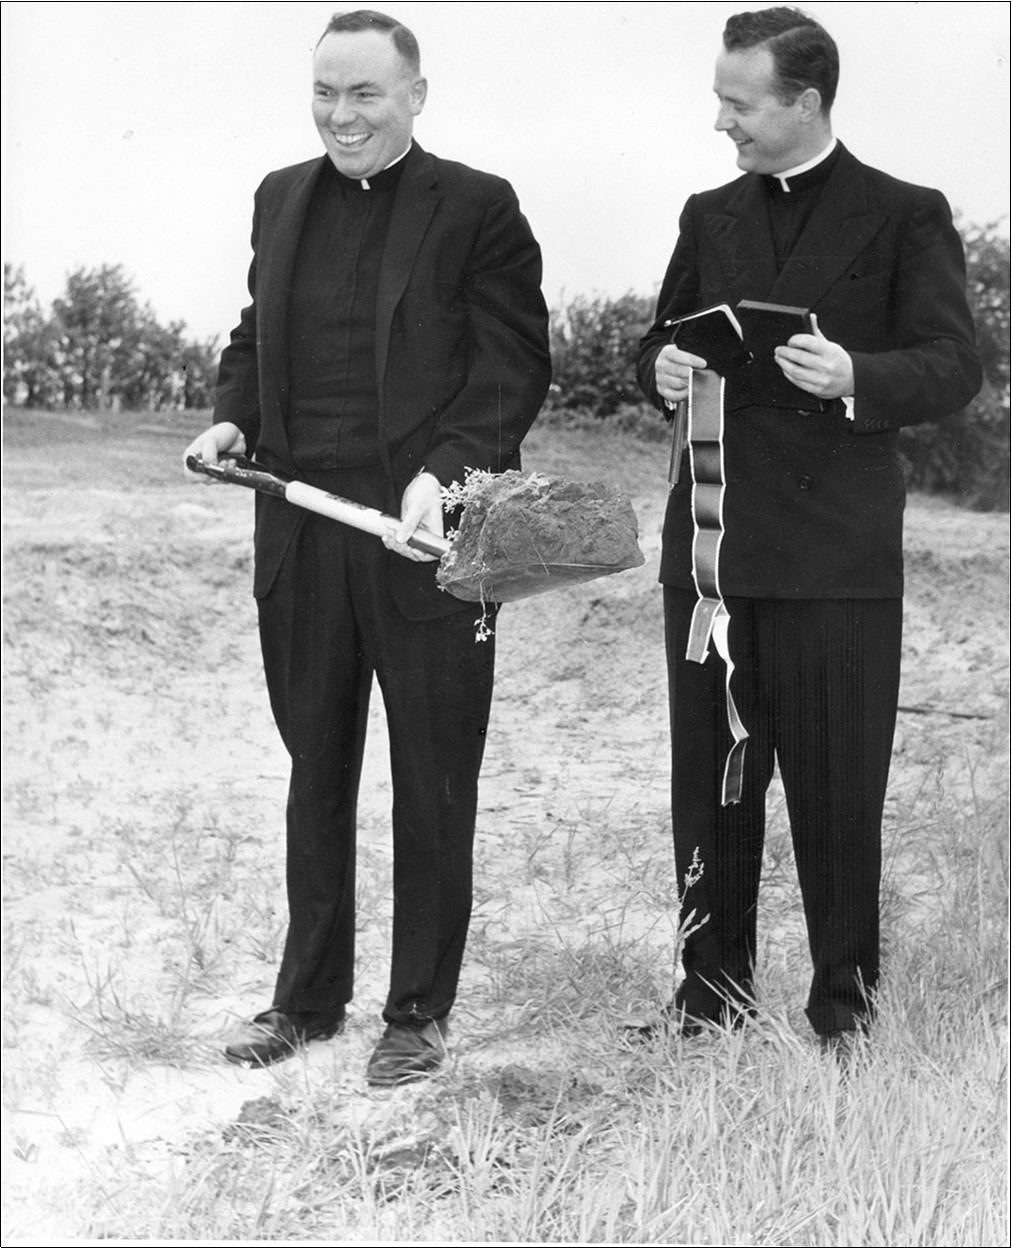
330;133;371;148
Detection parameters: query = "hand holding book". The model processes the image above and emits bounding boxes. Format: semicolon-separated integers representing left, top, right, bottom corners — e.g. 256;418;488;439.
772;312;855;400
661;300;849;412
660;302;746;485
659;301;851;484
654;342;709;406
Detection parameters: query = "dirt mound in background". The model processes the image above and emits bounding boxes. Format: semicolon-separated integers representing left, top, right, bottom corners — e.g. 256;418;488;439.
436;471;645;603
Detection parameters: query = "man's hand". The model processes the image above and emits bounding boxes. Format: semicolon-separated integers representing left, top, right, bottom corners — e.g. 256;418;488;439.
383;471;444;562
183;422;246;481
655;344;709;405
774;314;854;400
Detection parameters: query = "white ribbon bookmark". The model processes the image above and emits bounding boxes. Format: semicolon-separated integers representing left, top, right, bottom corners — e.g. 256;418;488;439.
685;368;749;805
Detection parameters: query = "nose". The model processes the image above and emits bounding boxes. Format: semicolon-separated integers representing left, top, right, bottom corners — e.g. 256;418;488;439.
328;95;357;127
714;101;734;132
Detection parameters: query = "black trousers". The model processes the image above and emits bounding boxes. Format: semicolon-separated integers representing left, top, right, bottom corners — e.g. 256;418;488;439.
257;487;495;1026
664;588;902;1035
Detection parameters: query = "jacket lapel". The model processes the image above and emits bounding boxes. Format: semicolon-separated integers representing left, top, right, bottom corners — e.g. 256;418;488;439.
703;147;889;313
258;157;325;454
703;174;779;304
375;144;439;425
769;147;889;308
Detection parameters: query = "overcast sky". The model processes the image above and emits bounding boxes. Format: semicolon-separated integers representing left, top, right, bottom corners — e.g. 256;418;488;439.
3;1;1009;343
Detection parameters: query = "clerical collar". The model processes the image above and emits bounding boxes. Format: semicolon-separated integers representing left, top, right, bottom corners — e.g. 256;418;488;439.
768;138;838;193
328;144;411;193
358;145;411;192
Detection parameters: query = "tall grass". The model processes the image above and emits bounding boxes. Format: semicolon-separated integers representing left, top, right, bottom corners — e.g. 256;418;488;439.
79;753;1007;1245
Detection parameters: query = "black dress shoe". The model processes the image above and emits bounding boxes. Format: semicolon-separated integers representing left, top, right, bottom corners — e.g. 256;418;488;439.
621;1009;704;1043
366;1017;449;1087
224;1007;345;1066
819;1027;864;1063
622;1001;751;1043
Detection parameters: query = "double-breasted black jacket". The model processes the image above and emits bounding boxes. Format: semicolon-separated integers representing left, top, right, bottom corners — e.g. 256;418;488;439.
638;144;982;599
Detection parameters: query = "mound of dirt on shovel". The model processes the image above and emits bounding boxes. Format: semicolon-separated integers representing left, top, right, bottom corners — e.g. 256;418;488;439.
436;470;645;603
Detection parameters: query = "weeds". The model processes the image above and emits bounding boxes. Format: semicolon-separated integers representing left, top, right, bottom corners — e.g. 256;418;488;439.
3;415;1008;1243
64;940;204;1068
84;777;1008;1243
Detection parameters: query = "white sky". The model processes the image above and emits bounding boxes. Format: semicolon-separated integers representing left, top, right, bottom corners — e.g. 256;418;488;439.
3;1;1009;343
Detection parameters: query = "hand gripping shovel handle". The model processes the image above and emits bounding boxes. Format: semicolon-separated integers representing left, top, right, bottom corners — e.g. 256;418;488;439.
185;455;450;559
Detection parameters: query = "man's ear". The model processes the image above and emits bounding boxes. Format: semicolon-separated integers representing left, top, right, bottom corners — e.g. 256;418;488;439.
410;76;428;116
796;86;823;123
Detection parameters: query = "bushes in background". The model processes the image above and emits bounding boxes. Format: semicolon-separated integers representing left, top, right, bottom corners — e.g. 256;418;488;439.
4;263;218;412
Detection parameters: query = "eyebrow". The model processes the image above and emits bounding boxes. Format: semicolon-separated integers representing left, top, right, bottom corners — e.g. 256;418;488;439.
314;78;382;92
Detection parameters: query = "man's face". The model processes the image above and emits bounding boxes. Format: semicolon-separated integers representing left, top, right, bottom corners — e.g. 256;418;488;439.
713;45;815;174
312;30;427;180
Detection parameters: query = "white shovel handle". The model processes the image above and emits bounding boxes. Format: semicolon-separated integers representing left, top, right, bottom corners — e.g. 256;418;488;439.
185;455;450;558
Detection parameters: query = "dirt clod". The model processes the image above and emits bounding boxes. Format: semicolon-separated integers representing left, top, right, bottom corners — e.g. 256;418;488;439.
437;471;645;603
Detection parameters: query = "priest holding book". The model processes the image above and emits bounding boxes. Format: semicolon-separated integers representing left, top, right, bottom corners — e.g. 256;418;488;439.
637;6;981;1051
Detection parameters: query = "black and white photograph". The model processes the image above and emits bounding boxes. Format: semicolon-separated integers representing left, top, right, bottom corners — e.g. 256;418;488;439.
3;2;1008;1241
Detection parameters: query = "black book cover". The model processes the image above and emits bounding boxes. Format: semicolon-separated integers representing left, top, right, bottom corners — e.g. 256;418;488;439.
736;299;826;411
665;303;748;376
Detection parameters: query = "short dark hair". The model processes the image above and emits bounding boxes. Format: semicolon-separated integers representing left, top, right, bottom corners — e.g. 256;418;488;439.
319;10;421;76
723;7;838;112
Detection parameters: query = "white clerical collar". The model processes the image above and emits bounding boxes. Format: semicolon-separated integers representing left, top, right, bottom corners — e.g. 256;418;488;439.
772;138;838;192
359;145;412;191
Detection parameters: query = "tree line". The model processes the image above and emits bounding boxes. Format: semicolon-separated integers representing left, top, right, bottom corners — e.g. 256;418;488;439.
4;263;219;412
4;219;1008;507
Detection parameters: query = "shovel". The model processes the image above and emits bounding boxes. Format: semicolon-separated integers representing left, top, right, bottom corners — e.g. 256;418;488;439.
185;455;644;603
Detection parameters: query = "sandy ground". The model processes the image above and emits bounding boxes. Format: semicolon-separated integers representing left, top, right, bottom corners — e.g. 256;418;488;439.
2;422;1008;1239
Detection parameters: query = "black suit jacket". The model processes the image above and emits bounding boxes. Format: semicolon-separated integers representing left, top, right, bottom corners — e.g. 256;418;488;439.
638;144;982;599
213;142;551;617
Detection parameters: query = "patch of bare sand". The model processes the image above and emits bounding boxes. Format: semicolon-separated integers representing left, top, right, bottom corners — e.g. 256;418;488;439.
2;471;1007;1238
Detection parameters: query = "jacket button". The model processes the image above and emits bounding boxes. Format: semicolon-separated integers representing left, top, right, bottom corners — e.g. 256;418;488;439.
798;476;813;490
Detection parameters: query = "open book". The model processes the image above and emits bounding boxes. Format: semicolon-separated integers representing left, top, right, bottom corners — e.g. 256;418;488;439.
663;300;821;483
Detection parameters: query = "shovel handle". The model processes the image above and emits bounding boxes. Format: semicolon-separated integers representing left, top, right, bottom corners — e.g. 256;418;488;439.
185;454;288;495
185;455;450;558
